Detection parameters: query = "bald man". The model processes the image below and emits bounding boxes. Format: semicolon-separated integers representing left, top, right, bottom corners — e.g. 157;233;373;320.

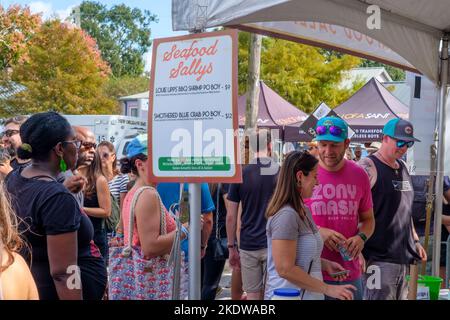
73;126;97;170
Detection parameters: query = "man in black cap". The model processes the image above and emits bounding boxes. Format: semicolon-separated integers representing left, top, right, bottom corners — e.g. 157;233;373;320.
359;118;427;300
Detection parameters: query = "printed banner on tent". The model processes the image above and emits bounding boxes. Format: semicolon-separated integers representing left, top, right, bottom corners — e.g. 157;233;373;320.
239;21;418;73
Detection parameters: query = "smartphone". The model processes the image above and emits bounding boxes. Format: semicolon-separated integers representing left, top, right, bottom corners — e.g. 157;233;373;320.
179;189;190;224
330;270;349;278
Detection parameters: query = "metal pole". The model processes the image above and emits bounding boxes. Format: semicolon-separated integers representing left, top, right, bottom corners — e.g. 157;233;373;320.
188;183;201;299
432;36;449;276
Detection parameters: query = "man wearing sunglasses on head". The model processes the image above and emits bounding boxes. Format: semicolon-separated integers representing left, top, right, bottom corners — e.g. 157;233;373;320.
304;116;375;300
1;116;31;172
358;118;427;300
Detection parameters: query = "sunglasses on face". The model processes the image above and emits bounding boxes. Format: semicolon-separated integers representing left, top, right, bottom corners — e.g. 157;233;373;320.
62;140;82;149
2;129;20;137
315;125;343;137
396;140;414;149
81;141;97;149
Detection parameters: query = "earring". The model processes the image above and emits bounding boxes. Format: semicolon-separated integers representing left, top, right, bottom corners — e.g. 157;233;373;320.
59;157;67;172
296;180;302;188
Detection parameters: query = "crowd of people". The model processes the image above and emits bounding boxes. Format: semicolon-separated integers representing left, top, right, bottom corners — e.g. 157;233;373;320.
0;111;447;300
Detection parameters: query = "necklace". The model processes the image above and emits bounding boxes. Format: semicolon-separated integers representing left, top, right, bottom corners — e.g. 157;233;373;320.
376;152;400;175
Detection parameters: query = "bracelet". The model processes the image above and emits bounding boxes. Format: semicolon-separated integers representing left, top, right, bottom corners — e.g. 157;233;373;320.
227;244;236;249
358;232;368;242
414;239;420;244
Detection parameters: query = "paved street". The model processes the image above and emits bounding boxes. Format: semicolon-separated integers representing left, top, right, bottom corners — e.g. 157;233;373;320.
216;261;232;300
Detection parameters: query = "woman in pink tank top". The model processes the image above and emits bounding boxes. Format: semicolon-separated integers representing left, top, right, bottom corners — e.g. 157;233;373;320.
119;135;186;258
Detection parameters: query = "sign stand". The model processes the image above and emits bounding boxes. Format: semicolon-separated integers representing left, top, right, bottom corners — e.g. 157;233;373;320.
188;183;201;299
148;29;242;300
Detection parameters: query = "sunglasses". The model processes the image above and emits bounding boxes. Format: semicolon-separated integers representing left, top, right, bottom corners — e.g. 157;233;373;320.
2;129;20;137
62;140;82;149
396;140;414;149
315;125;343;137
81;141;97;149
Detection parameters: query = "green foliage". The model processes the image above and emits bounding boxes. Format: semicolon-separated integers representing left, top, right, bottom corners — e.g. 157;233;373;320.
104;75;150;108
5;20;117;116
238;32;362;114
77;1;157;77
0;4;42;71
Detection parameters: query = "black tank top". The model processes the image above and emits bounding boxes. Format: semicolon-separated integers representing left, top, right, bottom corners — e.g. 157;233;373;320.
363;155;421;264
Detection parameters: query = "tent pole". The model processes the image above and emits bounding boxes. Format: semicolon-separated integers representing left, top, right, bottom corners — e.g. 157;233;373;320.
245;34;262;131
245;33;262;162
432;35;449;277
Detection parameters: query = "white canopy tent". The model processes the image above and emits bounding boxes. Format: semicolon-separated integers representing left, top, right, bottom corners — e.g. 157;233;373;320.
173;0;449;84
172;0;450;279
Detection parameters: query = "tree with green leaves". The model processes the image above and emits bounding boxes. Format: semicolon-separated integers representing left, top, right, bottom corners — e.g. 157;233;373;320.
0;4;42;112
104;74;150;109
4;20;116;116
238;32;363;114
0;4;42;72
75;1;157;77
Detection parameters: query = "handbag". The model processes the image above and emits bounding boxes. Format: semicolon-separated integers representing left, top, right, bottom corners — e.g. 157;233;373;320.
105;192;120;233
211;184;229;261
108;186;187;300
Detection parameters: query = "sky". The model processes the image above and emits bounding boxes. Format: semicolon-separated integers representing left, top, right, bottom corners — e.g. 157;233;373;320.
0;0;186;71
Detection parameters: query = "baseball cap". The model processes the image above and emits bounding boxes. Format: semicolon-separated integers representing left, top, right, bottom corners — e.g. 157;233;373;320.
314;116;348;143
382;119;421;142
126;134;148;158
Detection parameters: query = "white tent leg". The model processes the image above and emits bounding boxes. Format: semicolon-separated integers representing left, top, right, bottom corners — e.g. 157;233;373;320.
432;36;449;277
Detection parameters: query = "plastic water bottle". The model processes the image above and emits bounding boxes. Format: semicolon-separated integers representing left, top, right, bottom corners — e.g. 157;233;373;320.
271;288;301;300
337;244;353;261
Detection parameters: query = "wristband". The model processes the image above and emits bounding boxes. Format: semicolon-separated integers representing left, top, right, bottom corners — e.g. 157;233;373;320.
358;232;368;242
227;244;236;249
414;239;420;244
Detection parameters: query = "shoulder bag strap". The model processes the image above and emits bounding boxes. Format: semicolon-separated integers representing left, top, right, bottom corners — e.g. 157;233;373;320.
123;186;166;256
215;184;221;240
300;260;314;300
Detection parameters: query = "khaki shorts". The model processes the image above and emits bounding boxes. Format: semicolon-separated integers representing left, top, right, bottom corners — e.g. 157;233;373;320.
239;248;267;293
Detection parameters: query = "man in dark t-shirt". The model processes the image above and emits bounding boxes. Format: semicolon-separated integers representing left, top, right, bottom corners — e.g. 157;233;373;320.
227;129;279;300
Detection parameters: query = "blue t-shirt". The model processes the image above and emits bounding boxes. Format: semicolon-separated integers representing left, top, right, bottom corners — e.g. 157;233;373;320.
157;183;215;261
157;183;215;214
